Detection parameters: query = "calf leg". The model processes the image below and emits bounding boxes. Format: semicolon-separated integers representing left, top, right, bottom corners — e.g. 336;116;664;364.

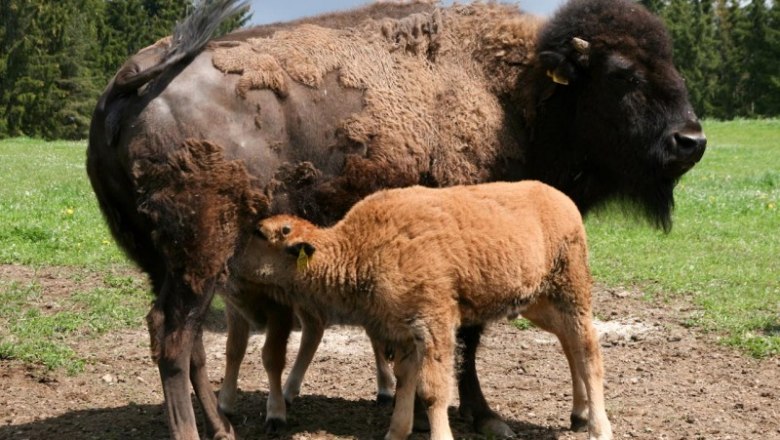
523;299;612;440
385;345;420;440
370;336;395;405
282;307;325;405
455;325;515;438
417;322;456;440
560;337;590;431
219;303;250;415
262;299;295;433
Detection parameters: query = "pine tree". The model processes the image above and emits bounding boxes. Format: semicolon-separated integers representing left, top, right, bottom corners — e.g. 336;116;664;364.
759;0;780;115
741;0;779;116
54;0;106;139
690;0;720;118
663;0;703;112
1;2;63;138
639;0;667;15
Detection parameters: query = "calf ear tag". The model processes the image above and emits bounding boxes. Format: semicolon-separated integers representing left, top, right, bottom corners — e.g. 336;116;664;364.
297;247;310;272
547;69;569;85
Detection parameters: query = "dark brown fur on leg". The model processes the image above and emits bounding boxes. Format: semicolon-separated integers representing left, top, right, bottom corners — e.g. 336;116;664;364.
456;325;515;438
148;278;201;440
191;328;235;440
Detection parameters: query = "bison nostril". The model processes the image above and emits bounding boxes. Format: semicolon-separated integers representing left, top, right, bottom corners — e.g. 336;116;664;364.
673;131;707;156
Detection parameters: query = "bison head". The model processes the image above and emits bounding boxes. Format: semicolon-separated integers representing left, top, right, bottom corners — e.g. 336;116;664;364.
525;0;706;231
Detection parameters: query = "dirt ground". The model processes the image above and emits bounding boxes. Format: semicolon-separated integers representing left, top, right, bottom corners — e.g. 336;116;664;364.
1;265;778;440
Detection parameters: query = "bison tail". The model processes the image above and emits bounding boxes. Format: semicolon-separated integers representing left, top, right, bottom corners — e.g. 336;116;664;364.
169;0;249;62
114;0;249;92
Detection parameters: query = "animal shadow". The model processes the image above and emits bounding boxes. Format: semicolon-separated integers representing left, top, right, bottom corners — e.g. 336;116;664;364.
0;390;560;439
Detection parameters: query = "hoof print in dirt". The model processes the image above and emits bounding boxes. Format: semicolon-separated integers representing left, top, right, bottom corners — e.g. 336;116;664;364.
571;413;589;432
264;418;287;434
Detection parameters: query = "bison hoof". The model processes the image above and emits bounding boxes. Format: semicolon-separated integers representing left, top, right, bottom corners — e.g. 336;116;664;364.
477;418;515;439
265;417;287;434
570;413;589;432
376;392;394;407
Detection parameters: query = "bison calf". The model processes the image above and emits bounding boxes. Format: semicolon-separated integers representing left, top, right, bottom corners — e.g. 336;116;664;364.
250;181;612;440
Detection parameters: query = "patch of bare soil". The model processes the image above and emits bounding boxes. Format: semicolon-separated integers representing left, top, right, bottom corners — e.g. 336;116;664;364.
1;265;778;440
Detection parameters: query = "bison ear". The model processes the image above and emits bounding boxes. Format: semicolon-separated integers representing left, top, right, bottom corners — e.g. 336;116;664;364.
538;37;591;86
284;242;316;259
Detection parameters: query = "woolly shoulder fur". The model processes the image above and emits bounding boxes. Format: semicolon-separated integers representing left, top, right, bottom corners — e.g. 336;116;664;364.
210;4;542;205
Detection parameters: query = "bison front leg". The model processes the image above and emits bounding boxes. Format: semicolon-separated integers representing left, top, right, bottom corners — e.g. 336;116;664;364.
148;276;234;440
455;325;515;438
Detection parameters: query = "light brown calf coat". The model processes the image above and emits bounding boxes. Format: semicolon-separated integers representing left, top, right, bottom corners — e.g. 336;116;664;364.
250;181;612;440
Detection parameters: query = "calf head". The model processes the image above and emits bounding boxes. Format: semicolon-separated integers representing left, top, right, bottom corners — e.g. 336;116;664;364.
256;215;318;269
527;0;706;231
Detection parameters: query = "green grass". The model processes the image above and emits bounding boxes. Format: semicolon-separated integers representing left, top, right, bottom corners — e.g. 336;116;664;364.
0;138;126;267
585;119;780;357
0;138;147;371
0;273;150;373
0;121;777;371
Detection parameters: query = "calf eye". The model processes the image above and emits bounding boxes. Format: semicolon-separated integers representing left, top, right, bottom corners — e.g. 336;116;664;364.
281;225;291;236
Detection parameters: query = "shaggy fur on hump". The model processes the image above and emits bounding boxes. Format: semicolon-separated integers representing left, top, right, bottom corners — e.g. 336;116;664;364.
212;3;542;212
132;139;268;294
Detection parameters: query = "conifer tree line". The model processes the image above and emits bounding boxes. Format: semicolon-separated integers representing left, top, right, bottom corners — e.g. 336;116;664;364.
640;0;780;120
0;0;778;140
0;0;250;139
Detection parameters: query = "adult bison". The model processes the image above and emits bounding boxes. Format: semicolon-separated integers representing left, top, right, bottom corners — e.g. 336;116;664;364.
87;0;705;439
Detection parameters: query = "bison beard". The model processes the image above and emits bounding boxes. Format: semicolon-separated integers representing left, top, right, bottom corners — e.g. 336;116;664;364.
87;0;705;439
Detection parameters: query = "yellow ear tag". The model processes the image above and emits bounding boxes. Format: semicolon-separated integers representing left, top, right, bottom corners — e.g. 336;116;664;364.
546;69;569;85
296;247;309;272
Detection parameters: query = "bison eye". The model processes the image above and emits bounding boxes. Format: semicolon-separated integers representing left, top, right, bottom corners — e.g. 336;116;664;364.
281;225;291;236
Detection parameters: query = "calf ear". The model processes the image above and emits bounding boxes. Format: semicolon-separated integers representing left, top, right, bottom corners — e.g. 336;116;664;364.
538;37;591;86
284;242;316;258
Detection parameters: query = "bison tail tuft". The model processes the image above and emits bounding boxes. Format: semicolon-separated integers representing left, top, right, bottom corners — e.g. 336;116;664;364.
169;0;250;62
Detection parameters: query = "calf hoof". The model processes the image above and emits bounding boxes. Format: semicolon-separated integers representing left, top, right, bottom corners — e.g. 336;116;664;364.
376;392;394;407
265;417;287;434
570;413;589;432
477;417;515;439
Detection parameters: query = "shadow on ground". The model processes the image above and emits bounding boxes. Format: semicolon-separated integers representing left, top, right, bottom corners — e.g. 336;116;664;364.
0;390;560;439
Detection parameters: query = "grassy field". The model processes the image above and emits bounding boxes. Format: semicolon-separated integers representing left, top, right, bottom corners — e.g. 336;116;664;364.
586;119;779;357
0;120;777;372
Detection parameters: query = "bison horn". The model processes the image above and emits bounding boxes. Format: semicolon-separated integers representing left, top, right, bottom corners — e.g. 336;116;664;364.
572;37;590;55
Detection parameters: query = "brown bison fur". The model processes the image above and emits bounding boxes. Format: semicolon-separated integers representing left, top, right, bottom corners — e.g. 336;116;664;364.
252;181;612;440
87;0;706;438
